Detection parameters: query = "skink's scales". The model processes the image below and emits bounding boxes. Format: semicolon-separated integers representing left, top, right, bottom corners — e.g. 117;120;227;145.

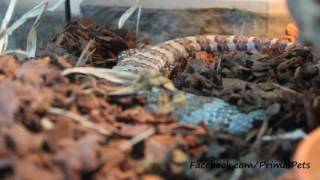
113;35;292;135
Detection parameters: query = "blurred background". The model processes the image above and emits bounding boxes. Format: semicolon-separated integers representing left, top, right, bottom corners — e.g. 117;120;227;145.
0;0;293;49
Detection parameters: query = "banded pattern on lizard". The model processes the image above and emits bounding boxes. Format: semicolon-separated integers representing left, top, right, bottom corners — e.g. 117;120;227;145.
114;35;292;72
112;35;294;134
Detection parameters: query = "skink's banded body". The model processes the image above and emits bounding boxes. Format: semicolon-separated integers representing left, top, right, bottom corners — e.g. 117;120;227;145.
112;35;294;135
113;35;292;72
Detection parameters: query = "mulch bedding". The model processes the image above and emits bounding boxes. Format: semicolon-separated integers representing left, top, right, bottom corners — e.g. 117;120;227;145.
172;46;320;129
0;17;319;179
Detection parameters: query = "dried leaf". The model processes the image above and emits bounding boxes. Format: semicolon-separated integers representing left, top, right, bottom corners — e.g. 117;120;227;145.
115;124;151;138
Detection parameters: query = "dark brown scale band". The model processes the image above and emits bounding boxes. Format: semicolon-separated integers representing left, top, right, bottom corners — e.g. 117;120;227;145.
160;43;184;60
173;38;194;52
142;48;170;65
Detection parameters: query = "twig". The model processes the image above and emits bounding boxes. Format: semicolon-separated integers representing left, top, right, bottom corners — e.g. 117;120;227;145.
136;6;142;37
216;57;222;76
252;119;268;149
120;128;155;151
262;129;307;141
76;39;95;67
303;91;319;128
271;82;301;95
62;67;138;84
48;107;111;135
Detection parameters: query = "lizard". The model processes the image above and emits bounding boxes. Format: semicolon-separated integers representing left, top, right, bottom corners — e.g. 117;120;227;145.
112;35;294;135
